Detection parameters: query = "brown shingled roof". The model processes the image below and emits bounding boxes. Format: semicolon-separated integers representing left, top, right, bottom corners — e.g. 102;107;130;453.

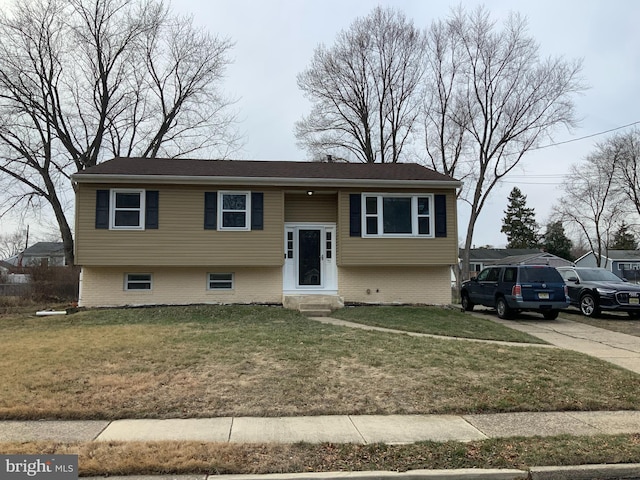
73;157;459;184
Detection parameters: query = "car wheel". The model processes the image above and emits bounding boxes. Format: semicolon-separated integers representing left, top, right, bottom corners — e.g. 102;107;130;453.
496;297;512;319
580;293;600;317
461;292;474;311
543;310;559;320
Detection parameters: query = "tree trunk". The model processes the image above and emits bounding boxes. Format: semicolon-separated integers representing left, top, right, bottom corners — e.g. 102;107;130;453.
461;210;479;282
44;176;75;266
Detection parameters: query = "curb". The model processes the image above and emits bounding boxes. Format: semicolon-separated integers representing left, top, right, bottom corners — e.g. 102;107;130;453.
529;463;640;479
82;471;529;480
208;470;528;479
81;464;640;480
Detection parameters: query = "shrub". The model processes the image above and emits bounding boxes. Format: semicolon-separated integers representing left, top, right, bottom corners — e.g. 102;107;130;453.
25;265;80;302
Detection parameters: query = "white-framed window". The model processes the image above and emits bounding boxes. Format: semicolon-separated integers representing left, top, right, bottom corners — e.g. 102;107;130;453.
218;192;251;230
362;194;434;237
111;189;145;230
125;273;152;291
208;272;234;290
619;263;640;270
470;263;483;272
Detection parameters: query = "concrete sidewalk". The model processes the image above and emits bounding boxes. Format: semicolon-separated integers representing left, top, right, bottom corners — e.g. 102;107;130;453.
3;411;640;444
4;412;640;480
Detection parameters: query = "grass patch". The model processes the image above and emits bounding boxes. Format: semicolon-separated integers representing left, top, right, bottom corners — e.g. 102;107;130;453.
1;305;640;420
332;306;546;343
3;435;640;475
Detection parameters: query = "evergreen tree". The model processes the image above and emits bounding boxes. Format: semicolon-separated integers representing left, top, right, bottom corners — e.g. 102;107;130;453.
501;187;540;248
610;222;638;250
542;221;573;260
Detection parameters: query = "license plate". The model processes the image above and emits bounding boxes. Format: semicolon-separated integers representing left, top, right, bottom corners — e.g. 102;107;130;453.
630;298;639;305
538;292;549;299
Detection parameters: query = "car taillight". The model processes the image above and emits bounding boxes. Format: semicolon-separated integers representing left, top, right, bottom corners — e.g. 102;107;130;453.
564;285;569;297
512;284;522;297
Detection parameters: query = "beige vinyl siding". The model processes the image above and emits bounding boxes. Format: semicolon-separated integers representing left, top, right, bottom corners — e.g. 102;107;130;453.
75;184;284;267
79;266;282;307
284;193;338;223
338;266;452;304
336;190;458;266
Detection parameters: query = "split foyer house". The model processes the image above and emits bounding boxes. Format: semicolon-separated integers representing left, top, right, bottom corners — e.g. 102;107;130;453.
72;158;460;309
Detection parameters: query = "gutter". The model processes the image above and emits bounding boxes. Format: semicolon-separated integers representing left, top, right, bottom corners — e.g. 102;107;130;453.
71;173;462;189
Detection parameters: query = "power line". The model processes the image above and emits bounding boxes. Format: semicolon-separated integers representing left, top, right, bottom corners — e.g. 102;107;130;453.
532;120;640;150
502;181;563;185
500;122;640;185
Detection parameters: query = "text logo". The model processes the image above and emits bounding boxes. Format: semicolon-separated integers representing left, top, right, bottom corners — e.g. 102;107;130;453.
1;455;78;480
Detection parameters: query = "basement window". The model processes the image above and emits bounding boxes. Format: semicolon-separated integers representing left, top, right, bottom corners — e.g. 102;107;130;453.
125;273;152;291
208;273;234;290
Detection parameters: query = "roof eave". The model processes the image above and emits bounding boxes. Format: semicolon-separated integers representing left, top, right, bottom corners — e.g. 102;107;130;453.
71;173;462;189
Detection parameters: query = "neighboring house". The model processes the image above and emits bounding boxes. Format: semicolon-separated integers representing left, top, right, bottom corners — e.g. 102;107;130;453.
0;260;12;274
462;248;541;277
575;250;640;283
72;157;461;309
5;242;66;267
487;252;573;268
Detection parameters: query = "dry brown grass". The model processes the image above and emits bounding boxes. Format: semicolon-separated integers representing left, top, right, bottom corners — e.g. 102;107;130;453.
1;305;640;420
3;436;640;476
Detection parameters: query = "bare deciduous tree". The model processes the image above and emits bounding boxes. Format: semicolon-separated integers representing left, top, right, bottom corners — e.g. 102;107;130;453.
0;0;239;264
296;6;426;163
609;129;640;218
423;6;584;279
553;149;622;267
0;229;28;260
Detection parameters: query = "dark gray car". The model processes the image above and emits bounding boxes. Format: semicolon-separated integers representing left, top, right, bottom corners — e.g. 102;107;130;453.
556;266;640;318
460;264;570;320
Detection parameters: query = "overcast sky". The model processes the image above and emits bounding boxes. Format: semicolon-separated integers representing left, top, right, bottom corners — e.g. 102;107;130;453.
169;0;640;248
2;0;639;250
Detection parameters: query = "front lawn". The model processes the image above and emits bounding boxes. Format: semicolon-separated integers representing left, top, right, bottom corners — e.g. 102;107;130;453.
1;305;639;420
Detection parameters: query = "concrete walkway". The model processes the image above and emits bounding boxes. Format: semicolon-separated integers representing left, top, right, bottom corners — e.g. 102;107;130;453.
310;315;558;348
3;411;640;444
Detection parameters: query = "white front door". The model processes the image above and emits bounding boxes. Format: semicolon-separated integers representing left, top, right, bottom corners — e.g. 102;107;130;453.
283;223;337;293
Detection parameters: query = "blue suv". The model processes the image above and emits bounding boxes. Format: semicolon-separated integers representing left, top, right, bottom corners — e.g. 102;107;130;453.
460;264;570;319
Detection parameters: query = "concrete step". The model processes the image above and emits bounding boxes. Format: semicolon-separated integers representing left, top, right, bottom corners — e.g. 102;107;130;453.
299;304;333;317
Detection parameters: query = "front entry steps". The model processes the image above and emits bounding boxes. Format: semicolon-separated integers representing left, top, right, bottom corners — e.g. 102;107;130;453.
283;294;344;317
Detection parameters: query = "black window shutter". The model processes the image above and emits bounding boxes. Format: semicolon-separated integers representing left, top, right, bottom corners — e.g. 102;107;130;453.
145;190;159;229
204;192;217;230
95;190;110;229
435;194;447;238
349;194;361;237
251;192;264;230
